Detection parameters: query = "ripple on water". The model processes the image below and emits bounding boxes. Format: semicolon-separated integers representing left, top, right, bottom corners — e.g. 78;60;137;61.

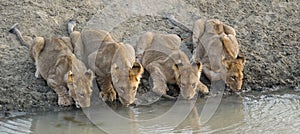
0;118;32;134
1;92;299;134
229;94;300;133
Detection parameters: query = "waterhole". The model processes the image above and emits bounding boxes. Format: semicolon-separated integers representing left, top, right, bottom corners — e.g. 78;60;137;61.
1;90;299;134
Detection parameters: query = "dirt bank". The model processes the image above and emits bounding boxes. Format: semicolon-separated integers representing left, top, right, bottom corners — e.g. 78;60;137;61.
0;0;299;112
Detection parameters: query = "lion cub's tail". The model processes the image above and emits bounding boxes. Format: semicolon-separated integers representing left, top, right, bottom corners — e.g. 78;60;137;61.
166;15;193;33
9;23;31;48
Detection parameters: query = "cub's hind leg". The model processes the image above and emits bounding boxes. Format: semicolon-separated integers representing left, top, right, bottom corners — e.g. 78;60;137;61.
192;19;206;49
31;37;45;78
135;32;154;63
68;20;86;64
70;31;85;61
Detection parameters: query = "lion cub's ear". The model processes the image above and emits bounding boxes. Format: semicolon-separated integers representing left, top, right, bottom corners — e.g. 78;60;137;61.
172;63;184;79
85;69;94;80
130;62;144;77
222;59;231;70
237;55;246;65
85;69;94;90
222;55;246;70
68;70;73;83
192;61;203;72
192;61;203;77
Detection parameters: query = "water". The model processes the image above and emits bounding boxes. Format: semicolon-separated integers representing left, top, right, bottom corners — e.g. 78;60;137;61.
1;90;299;134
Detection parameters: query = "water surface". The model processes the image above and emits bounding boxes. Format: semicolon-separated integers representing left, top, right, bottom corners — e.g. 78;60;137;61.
1;90;299;134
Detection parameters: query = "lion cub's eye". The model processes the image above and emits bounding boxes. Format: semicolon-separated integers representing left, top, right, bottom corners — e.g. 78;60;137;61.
132;86;137;90
79;93;85;97
230;76;237;81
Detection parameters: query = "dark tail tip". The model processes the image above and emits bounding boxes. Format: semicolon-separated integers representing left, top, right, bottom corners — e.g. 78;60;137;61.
67;19;77;35
68;19;77;24
9;23;19;34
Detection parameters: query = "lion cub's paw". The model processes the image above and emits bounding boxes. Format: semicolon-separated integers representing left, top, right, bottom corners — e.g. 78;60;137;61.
58;95;73;106
198;83;209;95
100;90;117;102
152;85;168;96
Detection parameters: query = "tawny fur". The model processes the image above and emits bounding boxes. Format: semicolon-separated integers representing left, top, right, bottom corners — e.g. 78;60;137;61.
70;29;143;106
136;32;209;99
192;19;246;91
9;25;94;107
166;16;246;91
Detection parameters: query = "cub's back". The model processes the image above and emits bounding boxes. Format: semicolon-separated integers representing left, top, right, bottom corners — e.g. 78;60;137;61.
142;34;182;65
37;37;73;78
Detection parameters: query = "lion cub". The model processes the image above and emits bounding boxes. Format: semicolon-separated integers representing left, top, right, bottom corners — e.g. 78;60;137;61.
167;16;246;91
192;19;246;91
68;21;143;106
9;24;94;108
136;32;209;99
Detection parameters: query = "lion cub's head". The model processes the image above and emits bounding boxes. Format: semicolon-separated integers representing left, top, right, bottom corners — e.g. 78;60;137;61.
173;61;209;99
112;62;144;106
223;56;246;91
66;57;94;108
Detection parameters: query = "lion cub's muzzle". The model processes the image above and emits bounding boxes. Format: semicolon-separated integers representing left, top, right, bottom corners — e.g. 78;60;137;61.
118;97;134;107
75;101;91;108
181;92;197;100
73;96;91;108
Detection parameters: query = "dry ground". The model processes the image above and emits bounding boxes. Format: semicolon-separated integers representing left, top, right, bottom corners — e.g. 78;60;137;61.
0;0;299;112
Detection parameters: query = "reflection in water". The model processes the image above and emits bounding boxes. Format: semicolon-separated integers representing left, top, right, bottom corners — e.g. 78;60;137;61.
1;92;300;134
199;95;244;133
174;107;201;133
32;110;105;134
173;95;244;133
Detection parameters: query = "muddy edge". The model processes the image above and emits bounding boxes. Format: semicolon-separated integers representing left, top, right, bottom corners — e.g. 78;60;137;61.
0;1;299;112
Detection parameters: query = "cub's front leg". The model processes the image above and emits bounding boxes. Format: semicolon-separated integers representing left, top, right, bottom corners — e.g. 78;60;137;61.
47;78;73;106
146;62;168;96
197;81;209;95
46;57;74;106
96;76;116;102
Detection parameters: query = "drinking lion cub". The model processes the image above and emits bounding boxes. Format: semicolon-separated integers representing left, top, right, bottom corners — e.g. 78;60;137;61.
9;24;94;108
136;32;209;99
167;15;246;91
68;21;143;106
192;19;246;91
